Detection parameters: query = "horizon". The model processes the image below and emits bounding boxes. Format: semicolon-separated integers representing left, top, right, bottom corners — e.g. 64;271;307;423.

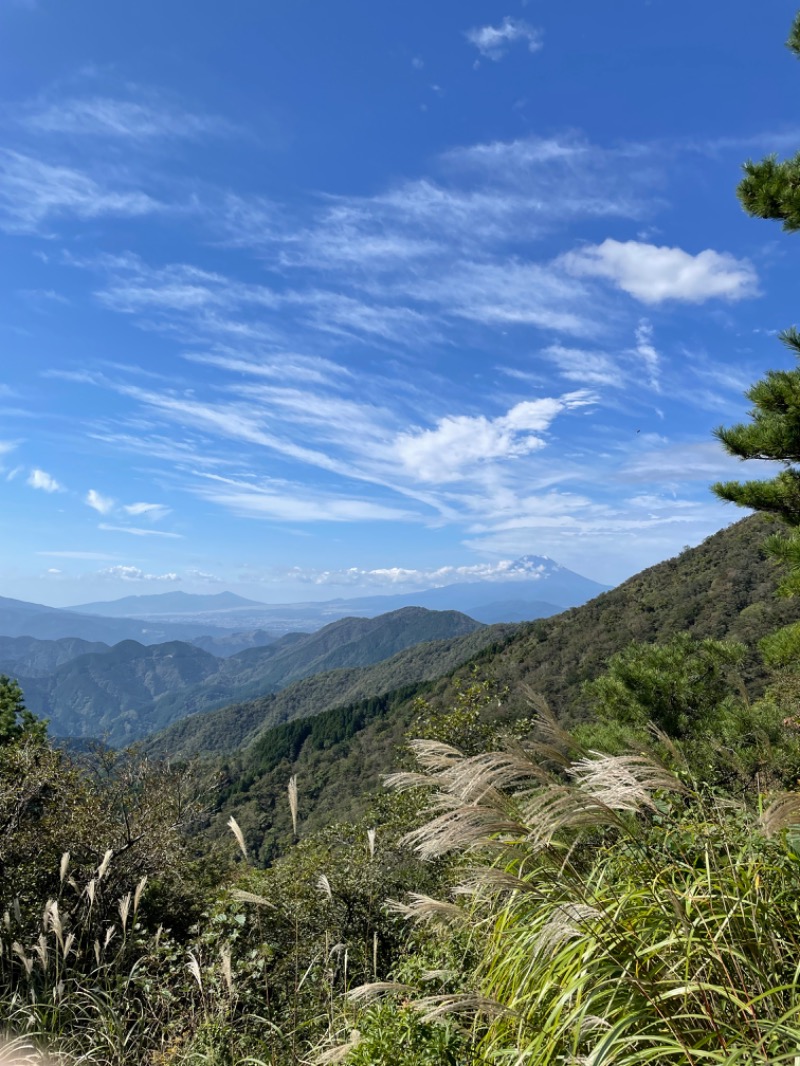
9;550;610;611
1;1;793;606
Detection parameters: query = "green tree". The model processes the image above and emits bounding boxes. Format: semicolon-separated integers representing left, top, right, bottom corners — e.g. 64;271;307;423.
0;674;46;744
713;13;800;592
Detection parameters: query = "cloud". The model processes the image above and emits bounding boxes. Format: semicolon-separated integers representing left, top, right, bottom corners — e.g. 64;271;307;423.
98;565;180;582
635;319;660;389
85;488;115;514
27;467;62;492
279;558;556;588
197;478;413;523
98;523;183;538
24;95;238;141
465;17;543;60
123;502;171;520
541;344;623;387
560;239;758;304
395;393;594;483
0;150;160;234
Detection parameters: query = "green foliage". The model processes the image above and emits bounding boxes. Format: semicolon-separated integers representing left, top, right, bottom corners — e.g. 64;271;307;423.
0;673;46;744
395;720;800;1066
583;632;745;739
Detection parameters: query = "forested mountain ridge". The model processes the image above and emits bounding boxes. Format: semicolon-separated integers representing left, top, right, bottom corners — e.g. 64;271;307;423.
15;607;486;745
195;515;800;856
142;621;518;760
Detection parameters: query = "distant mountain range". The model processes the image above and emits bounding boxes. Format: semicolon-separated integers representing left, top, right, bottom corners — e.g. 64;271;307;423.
67;556;610;632
10;607;488;745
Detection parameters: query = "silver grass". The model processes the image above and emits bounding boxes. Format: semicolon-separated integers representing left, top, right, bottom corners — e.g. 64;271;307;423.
133;874;147;915
568;752;686;809
61;932;75;960
453;867;544;898
58;852;69;885
346;981;414;1003
529;902;602;958
118;892;131;934
84;879;96;908
313;1030;362;1065
406;738;466;770
229;889;275;909
414;992;512;1022
383;770;436;793
103;925;116;950
367;827;376;858
402;806;529;859
760;792;800;836
186;951;203;992
227;816;248;860
387;894;465;924
443;750;552;803
317;874;333;901
33;936;48;972
96;848;113;881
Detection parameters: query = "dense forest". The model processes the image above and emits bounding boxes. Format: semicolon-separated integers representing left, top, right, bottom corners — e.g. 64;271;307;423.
8;15;800;1066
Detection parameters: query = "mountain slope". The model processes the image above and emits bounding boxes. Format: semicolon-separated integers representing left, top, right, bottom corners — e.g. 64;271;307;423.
0;635;111;676
0;595;236;644
21;607;484;745
70;591;268;617
144;623;517;760
193;516;800;857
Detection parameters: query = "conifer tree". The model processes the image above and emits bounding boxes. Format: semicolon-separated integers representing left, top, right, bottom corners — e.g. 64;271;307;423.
712;11;800;593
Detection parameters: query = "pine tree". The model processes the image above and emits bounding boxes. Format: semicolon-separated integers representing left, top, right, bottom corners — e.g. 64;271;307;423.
712;12;800;593
0;675;46;744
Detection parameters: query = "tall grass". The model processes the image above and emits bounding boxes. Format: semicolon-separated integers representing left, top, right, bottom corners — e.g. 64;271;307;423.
386;717;800;1065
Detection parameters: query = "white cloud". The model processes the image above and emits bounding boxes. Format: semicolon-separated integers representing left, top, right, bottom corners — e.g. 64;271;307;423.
123;502;170;520
0;150;159;234
634;319;660;389
198;481;413;523
27;467;62;492
98;523;183;538
465;17;543;60
25;95;238;141
395;393;594;483
542;345;622;387
560;239;758;304
86;488;115;514
280;558;554;588
98;565;180;582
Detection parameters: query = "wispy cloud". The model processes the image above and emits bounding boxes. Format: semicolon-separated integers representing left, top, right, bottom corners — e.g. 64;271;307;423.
98;564;180;581
23;94;238;141
465;17;543;61
278;558;558;588
98;523;183;538
123;502;171;520
0;150;159;234
560;239;758;304
28;467;62;492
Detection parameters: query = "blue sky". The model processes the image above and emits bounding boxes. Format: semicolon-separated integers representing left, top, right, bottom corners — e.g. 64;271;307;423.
2;0;799;607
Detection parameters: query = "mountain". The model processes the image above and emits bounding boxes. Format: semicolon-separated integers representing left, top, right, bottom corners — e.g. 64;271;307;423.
20;607;486;745
178;516;800;857
70;591;268;617
0;635;111;676
60;556;608;634
0;595;242;644
144;622;517;762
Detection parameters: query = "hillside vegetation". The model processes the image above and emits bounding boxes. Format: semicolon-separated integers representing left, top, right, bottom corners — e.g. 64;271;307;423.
15;607;485;745
184;515;800;857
